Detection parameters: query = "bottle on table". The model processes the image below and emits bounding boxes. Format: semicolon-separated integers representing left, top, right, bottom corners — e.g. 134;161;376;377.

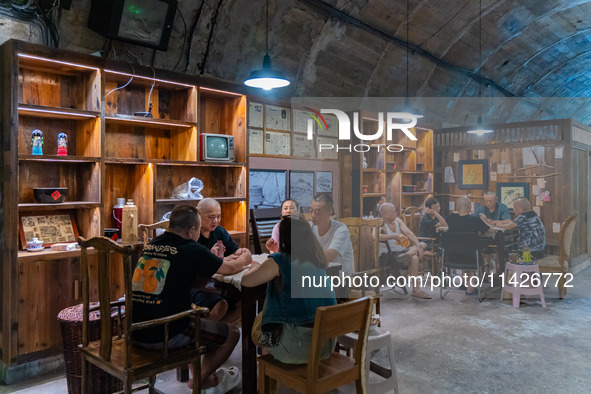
121;199;138;244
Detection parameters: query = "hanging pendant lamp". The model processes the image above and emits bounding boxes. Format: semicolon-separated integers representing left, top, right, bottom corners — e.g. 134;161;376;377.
399;0;423;120
467;0;493;135
244;0;290;90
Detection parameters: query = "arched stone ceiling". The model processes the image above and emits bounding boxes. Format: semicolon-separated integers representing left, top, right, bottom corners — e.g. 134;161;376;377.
53;0;591;126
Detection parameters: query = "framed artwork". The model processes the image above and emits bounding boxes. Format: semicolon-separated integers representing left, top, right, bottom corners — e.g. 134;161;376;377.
249;169;287;209
289;171;315;208
458;159;489;189
496;182;530;210
19;212;79;248
316;171;333;193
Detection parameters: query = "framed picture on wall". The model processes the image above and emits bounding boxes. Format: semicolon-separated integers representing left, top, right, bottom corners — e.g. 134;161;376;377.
458;159;489;189
249;169;287;209
316;171;333;193
289;171;315;208
496;182;530;210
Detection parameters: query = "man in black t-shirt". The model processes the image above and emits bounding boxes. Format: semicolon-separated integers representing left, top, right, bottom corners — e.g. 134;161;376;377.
445;197;493;295
132;205;247;391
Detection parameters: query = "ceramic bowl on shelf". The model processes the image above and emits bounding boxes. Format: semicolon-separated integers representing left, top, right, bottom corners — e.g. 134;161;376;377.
402;185;416;193
33;187;68;203
26;237;44;251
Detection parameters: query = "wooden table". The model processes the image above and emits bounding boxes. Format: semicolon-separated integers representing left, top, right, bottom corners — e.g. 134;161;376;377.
214;256;342;394
481;227;519;281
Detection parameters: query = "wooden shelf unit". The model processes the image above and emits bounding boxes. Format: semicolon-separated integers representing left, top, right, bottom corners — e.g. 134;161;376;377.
340;111;434;217
0;40;248;366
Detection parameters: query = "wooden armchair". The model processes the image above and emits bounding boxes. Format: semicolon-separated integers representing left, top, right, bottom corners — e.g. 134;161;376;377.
138;219;169;247
537;213;577;299
400;206;436;276
77;236;209;393
257;297;373;393
339;217;383;313
250;208;282;254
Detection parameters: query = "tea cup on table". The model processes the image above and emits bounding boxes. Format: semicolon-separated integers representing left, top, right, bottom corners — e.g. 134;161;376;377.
27;237;44;250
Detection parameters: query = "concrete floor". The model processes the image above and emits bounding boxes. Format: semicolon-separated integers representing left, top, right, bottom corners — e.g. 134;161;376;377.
2;266;590;394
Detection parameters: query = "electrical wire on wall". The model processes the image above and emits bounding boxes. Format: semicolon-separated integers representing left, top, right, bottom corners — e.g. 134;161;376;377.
0;0;51;45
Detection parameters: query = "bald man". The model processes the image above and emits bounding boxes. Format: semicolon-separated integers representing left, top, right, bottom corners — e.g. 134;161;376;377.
493;198;546;259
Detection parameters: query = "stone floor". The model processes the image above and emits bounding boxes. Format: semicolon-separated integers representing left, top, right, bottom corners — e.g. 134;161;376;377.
2;265;590;393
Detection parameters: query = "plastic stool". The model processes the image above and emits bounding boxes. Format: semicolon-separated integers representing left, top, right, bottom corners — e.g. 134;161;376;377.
501;261;546;308
338;327;399;394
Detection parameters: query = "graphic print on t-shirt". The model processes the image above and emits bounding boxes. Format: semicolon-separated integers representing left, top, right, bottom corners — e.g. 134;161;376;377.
132;256;170;294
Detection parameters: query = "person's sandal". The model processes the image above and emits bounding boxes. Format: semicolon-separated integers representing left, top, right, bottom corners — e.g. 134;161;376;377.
203;366;241;394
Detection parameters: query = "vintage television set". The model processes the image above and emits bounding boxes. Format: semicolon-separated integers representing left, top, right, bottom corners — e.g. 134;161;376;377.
200;133;235;162
88;0;178;51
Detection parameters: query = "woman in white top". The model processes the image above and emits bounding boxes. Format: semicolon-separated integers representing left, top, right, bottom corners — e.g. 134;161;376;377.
266;199;299;253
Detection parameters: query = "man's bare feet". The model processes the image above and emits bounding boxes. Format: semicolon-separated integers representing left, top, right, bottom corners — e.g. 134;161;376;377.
411;289;432;299
187;368;221;390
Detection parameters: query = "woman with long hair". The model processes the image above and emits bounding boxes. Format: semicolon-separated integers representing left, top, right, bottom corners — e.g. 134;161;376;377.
266;198;299;253
242;216;336;364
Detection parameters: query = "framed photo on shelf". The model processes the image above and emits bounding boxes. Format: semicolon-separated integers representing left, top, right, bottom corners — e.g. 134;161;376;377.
458;159;488;189
19;211;79;249
289;171;315;208
249;169;287;209
496;182;530;210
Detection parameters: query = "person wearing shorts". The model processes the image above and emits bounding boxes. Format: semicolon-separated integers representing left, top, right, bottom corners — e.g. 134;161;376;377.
378;203;431;299
132;205;248;391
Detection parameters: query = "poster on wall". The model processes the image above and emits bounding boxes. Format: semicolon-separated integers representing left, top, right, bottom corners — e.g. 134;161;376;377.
265;105;291;131
292;134;315;158
249;169;287;209
316;137;338;160
248;128;264;154
289;171;315;208
19;212;79;248
248;102;264;128
316;171;333;193
293;109;311;133
264;131;291;156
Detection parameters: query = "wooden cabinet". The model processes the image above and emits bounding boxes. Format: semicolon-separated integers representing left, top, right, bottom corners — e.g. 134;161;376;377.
340;112;433;217
0;40;248;368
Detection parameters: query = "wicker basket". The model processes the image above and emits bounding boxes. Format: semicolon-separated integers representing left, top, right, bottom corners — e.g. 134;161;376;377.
58;303;124;394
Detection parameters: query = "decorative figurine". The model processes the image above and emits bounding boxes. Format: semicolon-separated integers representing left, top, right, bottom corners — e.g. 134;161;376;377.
57;132;68;156
31;129;43;155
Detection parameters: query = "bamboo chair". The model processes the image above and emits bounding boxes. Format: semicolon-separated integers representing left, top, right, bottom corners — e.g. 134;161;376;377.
77;236;209;393
537;213;577;299
338;217;384;314
257;297;373;393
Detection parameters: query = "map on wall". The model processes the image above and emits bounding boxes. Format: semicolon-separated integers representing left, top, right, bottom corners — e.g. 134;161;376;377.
249;170;287;209
289;171;315;208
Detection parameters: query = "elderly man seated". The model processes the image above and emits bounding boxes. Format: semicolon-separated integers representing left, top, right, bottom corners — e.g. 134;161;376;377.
492;197;545;259
473;191;510;223
446;196;493;295
194;198;252;321
379;203;431;299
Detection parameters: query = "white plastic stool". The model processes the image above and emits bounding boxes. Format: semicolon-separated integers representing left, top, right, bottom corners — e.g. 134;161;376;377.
338;327;399;394
501;261;546;308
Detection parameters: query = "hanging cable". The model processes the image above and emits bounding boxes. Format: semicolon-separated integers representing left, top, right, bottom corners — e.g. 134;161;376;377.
104;63;135;100
173;7;187;71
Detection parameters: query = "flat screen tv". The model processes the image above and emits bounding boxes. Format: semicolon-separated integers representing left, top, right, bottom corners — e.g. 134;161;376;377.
88;0;178;51
200;133;235;162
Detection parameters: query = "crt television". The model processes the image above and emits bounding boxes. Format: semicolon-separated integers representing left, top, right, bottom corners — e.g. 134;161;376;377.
200;133;235;162
88;0;178;51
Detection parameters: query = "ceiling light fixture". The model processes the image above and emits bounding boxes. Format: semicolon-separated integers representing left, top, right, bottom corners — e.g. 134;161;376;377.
398;0;423;119
244;0;290;90
467;0;493;135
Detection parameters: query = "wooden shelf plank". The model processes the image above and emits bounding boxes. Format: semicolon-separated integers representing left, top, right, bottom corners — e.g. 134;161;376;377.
227;230;246;236
19;155;100;163
105;114;196;129
19;202;100;211
362;193;386;197
402;192;432;195
155;160;247;168
17;247;96;263
104;158;152;165
18;104;100;120
156;197;247;204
